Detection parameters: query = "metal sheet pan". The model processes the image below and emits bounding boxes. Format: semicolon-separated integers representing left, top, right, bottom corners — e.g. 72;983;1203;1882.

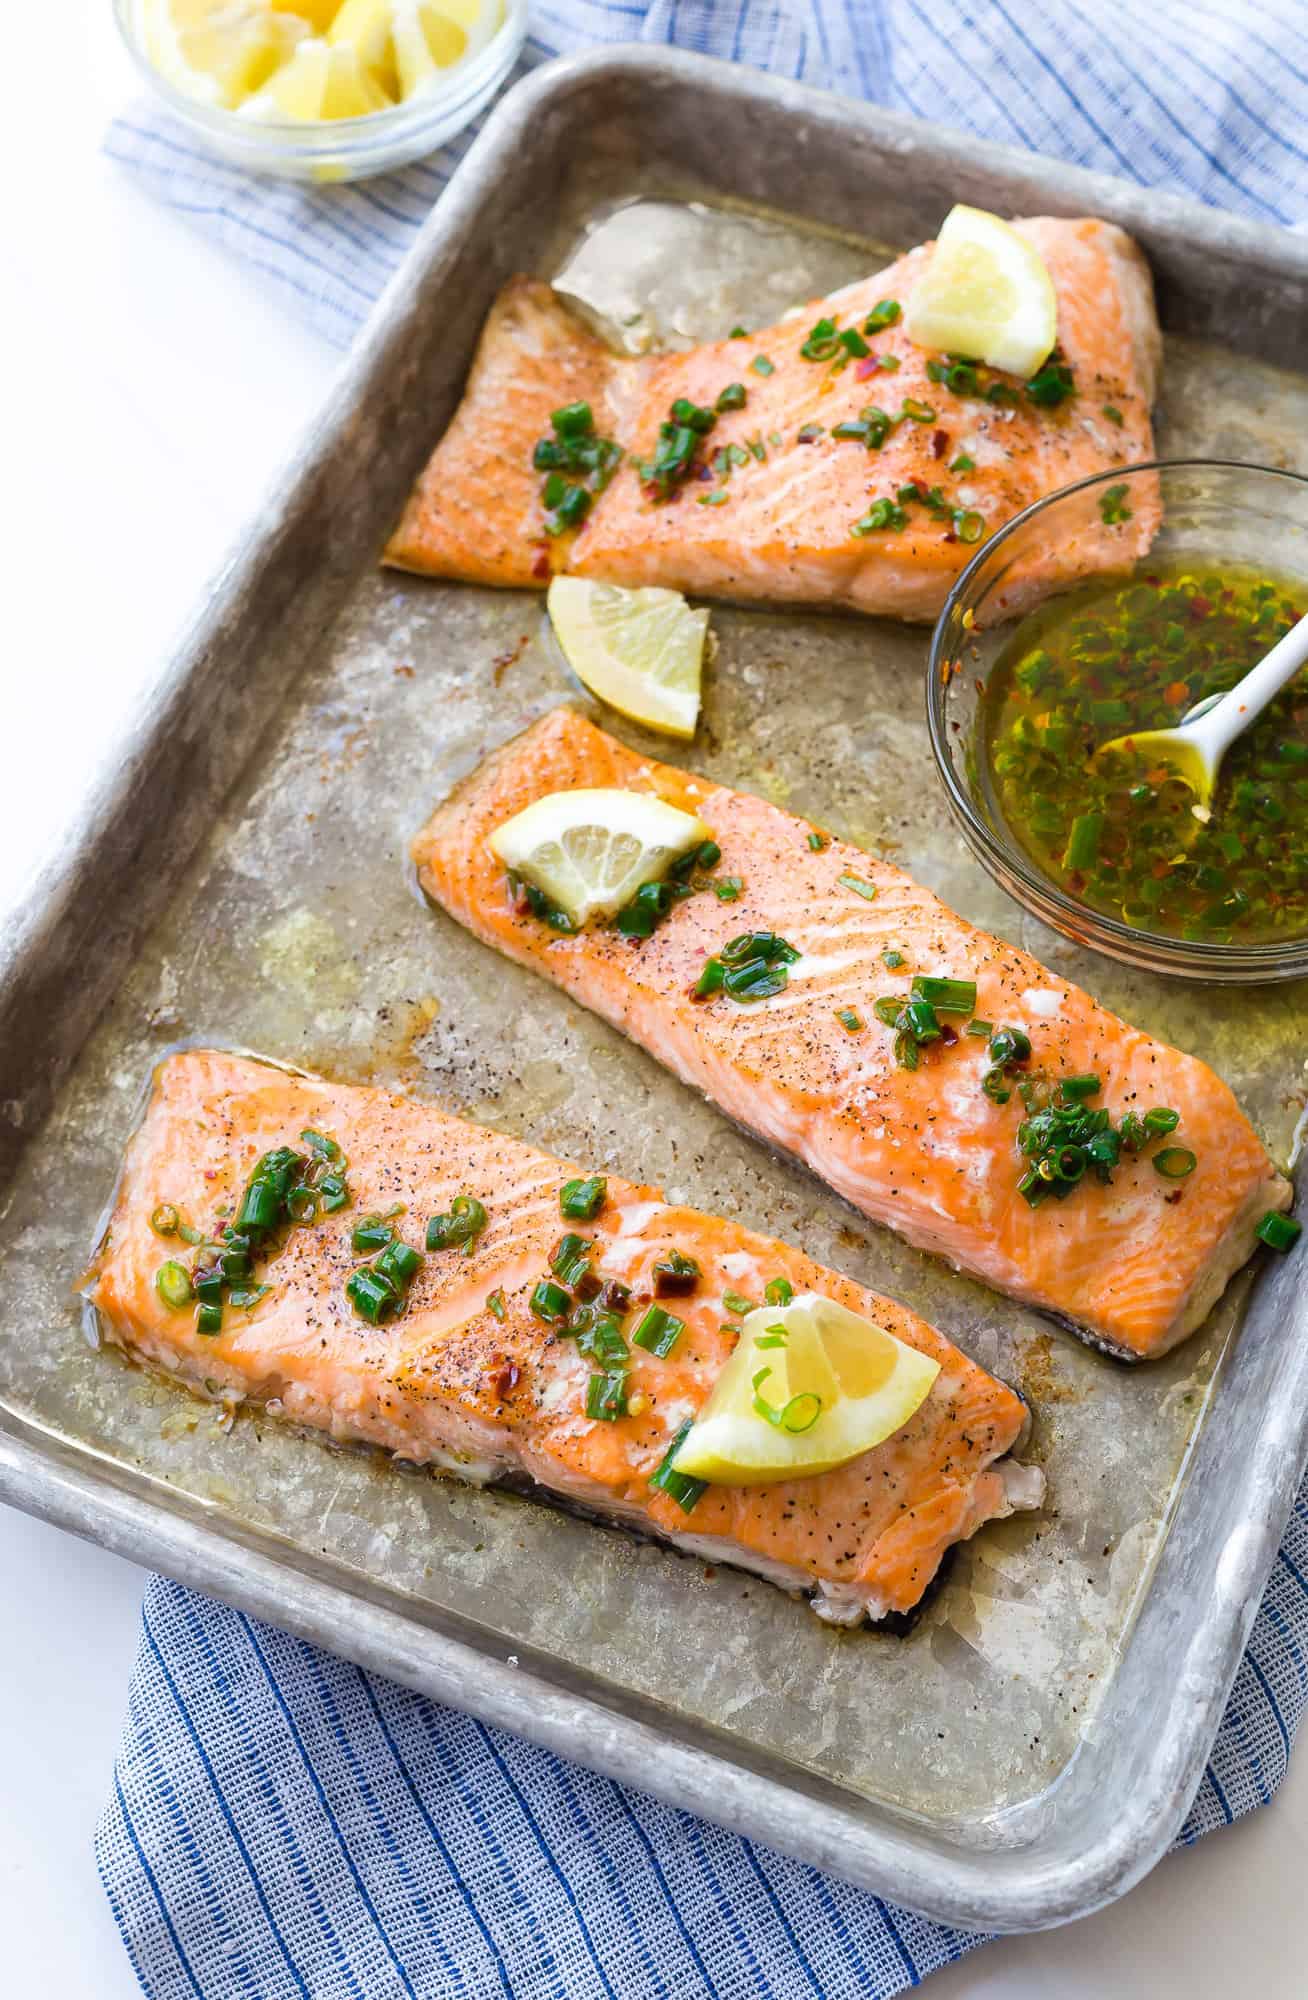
1;48;1306;1931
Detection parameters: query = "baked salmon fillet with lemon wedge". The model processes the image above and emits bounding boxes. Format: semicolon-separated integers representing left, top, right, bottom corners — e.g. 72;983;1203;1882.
411;709;1293;1360
85;1048;1042;1627
385;209;1160;620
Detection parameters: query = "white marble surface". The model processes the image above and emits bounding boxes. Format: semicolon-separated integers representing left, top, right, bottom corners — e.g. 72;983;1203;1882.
3;7;1305;1994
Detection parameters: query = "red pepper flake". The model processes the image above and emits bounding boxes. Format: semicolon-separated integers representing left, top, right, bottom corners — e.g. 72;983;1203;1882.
531;546;551;580
1190;595;1212;618
931;429;949;459
939;1022;958;1046
1164;680;1188;705
486;1354;521;1399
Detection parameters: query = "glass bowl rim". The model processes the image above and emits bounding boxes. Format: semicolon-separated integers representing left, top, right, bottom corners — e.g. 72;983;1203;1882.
925;456;1308;982
112;0;528;156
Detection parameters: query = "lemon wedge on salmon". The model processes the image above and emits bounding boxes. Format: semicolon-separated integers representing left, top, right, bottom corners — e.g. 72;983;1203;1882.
548;578;710;740
904;205;1057;379
144;0;311;107
489;788;712;927
672;1293;941;1485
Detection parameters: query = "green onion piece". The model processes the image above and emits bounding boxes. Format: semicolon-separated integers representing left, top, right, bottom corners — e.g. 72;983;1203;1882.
318;1172;351;1213
560;1176;606;1221
911;975;976;1014
228;1286;271;1311
882;949;904;969
799;316;840;360
1025;359;1075;407
836;1007;863;1033
966;1018;993;1038
873;996;903;1028
1257;1211;1302;1252
893;1032;920;1070
195;1301;224;1337
863;299;901;331
950;453;976;473
487;1288;507;1321
551;401;593;437
693;957;725;999
837;327;870;358
345;1267;398;1325
729;324;748;338
1063;812;1104;871
953;509;985;544
750;355;775;376
1153;1147;1197;1180
982;1068;1012;1104
286;1186;319;1225
1058;1073;1100;1101
374;1241;422;1292
155;1261;192;1310
586;1372;629;1422
988;1026;1032;1066
632;1305;685;1358
901;997;941;1043
899;398;936;424
722;1290;756;1316
551;1232;592;1288
300;1128;341;1163
711;877;743;902
1142;1107;1180;1136
649;1421;707;1512
575;1312;628;1367
530;1279;572;1323
1098;483;1133;525
150;1203;180;1238
715;382;747;412
764;1276;794;1307
807;830;827;850
1102;404;1124;425
353;1216;394;1255
426;1194;488;1254
837;872;878;901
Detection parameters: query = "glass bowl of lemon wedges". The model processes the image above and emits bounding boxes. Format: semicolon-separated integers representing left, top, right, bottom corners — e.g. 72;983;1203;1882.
115;0;528;180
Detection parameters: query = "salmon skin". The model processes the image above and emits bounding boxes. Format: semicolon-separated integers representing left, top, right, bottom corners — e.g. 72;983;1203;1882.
86;1049;1042;1627
412;710;1292;1361
384;217;1161;621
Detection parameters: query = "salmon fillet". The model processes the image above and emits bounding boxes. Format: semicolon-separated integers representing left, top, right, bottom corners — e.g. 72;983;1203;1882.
412;710;1291;1360
86;1049;1042;1626
384;217;1160;621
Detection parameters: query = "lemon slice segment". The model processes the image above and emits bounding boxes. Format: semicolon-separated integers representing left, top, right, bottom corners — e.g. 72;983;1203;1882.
240;37;394;118
903;204;1057;379
548;578;710;740
145;0;310;107
489;787;712;928
672;1293;941;1485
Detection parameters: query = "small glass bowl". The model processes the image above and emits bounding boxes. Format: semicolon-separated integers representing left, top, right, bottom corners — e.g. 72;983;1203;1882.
113;0;528;182
926;459;1308;984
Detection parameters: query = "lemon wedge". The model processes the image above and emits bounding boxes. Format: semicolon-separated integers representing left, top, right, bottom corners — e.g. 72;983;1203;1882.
903;204;1057;379
241;36;393;118
326;0;401;93
547;578;709;741
489;787;711;928
145;0;310;107
672;1293;941;1485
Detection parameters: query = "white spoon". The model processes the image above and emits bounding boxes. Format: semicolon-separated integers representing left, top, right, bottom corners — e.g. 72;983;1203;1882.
1094;610;1308;809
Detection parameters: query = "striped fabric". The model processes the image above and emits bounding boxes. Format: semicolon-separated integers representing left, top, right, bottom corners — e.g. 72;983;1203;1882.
101;6;1307;1994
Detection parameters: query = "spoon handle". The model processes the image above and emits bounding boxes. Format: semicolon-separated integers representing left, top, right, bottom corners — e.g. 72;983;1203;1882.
1199;609;1308;760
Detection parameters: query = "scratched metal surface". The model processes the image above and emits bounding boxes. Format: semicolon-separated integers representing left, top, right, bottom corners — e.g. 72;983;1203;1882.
0;58;1306;1926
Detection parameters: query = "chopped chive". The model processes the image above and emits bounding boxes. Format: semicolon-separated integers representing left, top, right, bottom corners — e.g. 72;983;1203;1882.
228;1286;270;1311
530;1279;572;1323
150;1203;180;1238
586;1372;630;1422
552;1232;593;1288
560;1176;606;1221
551;401;593;437
346;1268;397;1324
426;1194;488;1255
882;949;904;969
950;453;976;473
194;1301;224;1337
693;957;725;999
764;1276;794;1307
989;1026;1033;1066
715;382;747;412
487;1289;507;1321
632;1305;685;1358
728;325;748;338
1098;483;1133;526
750;355;775;376
837;872;878;901
711;876;743;902
863;299;901;332
966;1018;993;1038
300;1128;341;1163
1257;1211;1301;1252
910;975;976;1014
1153;1147;1197;1179
353;1215;394;1255
374;1240;423;1291
1102;404;1124;426
722;1290;756;1316
1142;1107;1180;1136
982;1068;1012;1104
807;830;828;850
836;1007;863;1033
1063;812;1103;871
649;1421;707;1511
1057;1073;1099;1100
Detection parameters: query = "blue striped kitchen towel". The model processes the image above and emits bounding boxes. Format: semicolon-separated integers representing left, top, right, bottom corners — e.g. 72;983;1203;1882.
102;5;1308;1996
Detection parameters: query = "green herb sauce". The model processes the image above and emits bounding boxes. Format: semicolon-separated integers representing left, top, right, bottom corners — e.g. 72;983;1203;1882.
984;562;1308;943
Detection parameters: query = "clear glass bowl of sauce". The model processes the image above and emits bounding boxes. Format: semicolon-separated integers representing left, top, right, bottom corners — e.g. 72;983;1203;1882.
927;460;1308;982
